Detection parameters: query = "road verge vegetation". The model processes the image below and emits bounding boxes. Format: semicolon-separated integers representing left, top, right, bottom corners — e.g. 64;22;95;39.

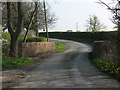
54;41;67;52
2;32;67;70
2;56;34;70
92;58;120;81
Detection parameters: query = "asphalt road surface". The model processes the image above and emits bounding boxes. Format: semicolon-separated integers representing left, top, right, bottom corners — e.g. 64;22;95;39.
13;39;118;88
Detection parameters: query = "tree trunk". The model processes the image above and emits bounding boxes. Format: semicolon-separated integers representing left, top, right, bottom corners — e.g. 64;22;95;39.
43;0;49;42
36;29;38;36
35;2;38;37
9;35;18;57
23;28;29;42
7;2;23;57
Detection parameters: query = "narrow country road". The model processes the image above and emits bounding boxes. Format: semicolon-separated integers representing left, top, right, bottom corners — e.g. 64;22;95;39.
13;39;118;88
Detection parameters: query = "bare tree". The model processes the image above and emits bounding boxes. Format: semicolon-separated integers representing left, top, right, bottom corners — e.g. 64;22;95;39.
86;15;106;32
23;2;38;42
2;2;57;32
99;0;120;62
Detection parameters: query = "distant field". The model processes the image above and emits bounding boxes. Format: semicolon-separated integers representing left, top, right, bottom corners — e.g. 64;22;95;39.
39;31;117;45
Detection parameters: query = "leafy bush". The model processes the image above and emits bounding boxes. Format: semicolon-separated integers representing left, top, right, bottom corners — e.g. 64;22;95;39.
18;36;47;47
18;36;47;44
92;58;120;80
26;37;47;42
2;32;11;43
2;44;10;56
2;32;11;56
2;56;34;70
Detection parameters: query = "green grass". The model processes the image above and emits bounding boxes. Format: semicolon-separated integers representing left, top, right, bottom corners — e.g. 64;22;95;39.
55;41;67;52
2;56;34;70
92;58;120;80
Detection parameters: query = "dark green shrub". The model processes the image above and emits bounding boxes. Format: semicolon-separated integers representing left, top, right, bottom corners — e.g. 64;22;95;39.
39;31;117;45
2;32;11;56
26;37;47;42
2;32;11;43
2;44;10;56
18;36;47;47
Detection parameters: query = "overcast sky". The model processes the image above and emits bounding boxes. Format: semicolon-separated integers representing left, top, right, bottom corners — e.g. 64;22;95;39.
47;0;117;32
2;0;117;32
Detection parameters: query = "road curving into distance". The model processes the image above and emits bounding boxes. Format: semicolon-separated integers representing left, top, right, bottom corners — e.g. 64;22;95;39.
12;38;118;88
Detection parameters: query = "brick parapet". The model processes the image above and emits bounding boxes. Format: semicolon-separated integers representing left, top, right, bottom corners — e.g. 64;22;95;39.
93;40;117;60
22;42;55;57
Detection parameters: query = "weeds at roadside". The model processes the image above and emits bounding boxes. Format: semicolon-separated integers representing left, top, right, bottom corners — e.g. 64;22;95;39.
92;58;120;81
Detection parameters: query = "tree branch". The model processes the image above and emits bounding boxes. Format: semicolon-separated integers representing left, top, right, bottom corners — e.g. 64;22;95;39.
99;0;113;10
23;2;38;42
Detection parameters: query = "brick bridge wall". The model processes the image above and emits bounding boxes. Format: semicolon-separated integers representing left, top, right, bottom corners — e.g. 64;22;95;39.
22;42;55;57
92;40;118;60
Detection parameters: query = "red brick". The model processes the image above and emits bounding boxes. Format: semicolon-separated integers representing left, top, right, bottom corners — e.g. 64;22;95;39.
22;42;55;57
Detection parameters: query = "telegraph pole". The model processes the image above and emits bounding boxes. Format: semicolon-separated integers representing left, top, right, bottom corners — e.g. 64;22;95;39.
76;22;78;32
43;0;49;42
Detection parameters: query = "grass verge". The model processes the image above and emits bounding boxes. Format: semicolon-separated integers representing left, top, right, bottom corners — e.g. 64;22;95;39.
55;41;67;52
2;56;34;70
92;58;120;80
